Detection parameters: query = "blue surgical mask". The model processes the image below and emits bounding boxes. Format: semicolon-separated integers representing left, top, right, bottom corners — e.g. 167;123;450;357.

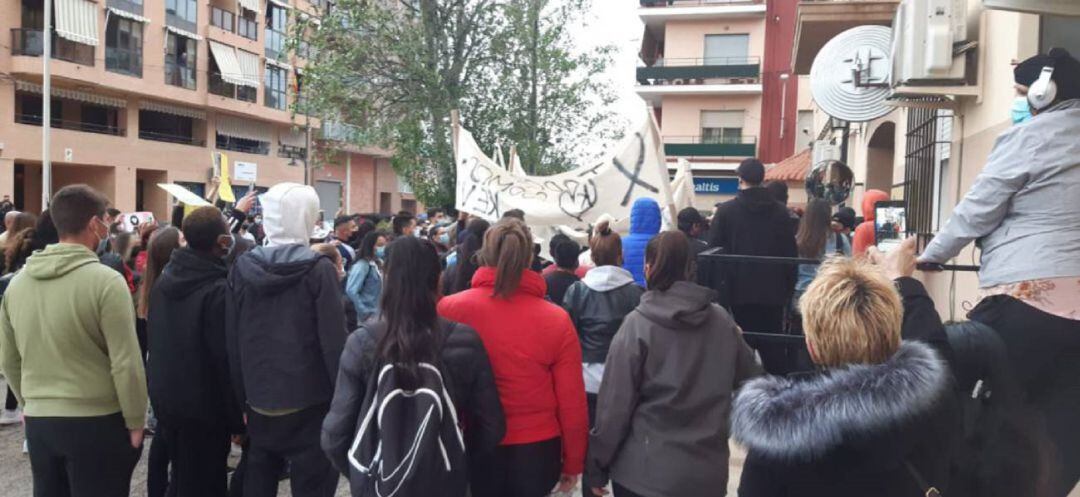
438;233;450;245
375;246;386;259
1011;96;1033;125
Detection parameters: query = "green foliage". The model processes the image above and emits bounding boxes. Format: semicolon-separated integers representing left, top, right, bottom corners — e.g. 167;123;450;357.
295;0;623;207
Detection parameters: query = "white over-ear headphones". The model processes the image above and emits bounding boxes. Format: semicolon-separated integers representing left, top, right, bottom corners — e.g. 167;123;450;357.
1028;65;1058;111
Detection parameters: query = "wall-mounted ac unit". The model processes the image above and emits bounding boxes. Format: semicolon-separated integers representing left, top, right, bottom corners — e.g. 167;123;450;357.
984;0;1080;16
812;141;841;166
892;0;969;86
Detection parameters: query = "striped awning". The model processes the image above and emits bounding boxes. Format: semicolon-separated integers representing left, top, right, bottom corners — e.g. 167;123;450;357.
237;0;260;14
235;49;261;89
139;100;206;120
280;128;306;148
268;0;290;9
208;41;246;87
165;25;203;41
55;0;100;46
216;115;271;142
266;58;292;70
106;6;150;23
16;80;126;108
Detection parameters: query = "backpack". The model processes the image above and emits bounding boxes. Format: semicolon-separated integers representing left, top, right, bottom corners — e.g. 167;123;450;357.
347;322;467;497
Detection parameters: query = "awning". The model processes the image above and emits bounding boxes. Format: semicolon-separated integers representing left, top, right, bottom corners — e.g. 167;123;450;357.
237;0;260;14
16;80;126;108
235;49;261;89
106;6;150;24
139;100;206;120
268;0;290;9
55;0;100;46
266;58;292;70
280;128;306;148
208;41;246;87
216;114;271;142
165;25;203;41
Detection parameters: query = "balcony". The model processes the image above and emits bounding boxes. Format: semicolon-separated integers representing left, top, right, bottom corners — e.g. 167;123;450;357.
11;29;95;66
637;56;760;85
663;136;757;158
139;130;206;146
209;73;257;102
16;114;125;136
639;0;766;25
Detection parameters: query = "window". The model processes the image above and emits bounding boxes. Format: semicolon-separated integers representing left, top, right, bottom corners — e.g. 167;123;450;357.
14;92;61;126
166;0;197;32
211;6;235;32
700;110;744;144
703;34;749;65
904;107;954;238
165;33;197;90
797;110;814;151
1041;16;1080;54
238;8;258;40
265;3;287;59
105;17;143;77
265;64;287;110
216;133;270;155
14;92;121;135
209;57;257;102
140;110;201;145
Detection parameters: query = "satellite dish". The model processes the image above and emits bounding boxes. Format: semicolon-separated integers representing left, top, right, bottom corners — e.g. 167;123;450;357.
805;160;854;206
810;26;894;123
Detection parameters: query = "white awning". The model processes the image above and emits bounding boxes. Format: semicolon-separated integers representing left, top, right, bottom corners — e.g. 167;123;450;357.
165;25;203;41
106;6;150;24
216;115;271;142
235;49;261;89
139;100;206;120
208;41;246;87
237;0;260;14
55;0;100;46
280;128;306;148
268;0;290;9
16;80;126;108
266;58;292;70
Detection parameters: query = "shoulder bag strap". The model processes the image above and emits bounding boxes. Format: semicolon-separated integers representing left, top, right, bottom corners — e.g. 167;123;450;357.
904;460;942;497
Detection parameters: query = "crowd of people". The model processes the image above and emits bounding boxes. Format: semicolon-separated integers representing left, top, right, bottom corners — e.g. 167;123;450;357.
0;48;1079;497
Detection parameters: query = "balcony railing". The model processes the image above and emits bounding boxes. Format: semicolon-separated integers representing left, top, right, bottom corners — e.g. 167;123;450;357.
16;114;125;136
637;56;760;84
217;140;270;155
139;129;206;146
640;0;763;6
209;73;257;102
165;60;196;90
278;144;307;159
664;136;757;157
11;29;95;66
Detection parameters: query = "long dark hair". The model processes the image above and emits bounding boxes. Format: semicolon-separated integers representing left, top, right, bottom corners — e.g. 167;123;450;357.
137;227;182;319
644;231;690;291
5;228;37;274
357;230;386;262
447;218;490;294
376;236;442;387
796;200;832;258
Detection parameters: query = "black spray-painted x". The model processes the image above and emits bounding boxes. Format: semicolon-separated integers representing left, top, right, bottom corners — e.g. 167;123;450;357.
612;132;659;206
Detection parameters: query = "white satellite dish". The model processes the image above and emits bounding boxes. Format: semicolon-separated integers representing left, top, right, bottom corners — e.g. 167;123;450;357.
810;26;894;123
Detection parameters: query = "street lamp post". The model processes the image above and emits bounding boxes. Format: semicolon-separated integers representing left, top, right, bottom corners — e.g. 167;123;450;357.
42;0;53;208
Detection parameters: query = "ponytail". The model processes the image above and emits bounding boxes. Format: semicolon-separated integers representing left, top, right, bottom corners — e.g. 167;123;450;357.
589;220;622;267
479;219;533;299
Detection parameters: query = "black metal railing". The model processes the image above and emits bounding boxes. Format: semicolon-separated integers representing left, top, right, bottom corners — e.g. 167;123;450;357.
16;114;125;136
11;29;95;66
637;56;761;84
640;0;762;6
649;56;760;67
278;144;306;159
139;129;205;146
663;135;757;157
217;140;270;155
665;135;757;145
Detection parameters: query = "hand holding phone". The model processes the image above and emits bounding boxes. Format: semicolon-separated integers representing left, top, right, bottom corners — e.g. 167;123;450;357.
874;201;906;253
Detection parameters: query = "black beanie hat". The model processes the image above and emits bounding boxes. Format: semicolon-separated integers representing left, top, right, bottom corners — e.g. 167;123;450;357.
1014;48;1080;102
737;159;766;186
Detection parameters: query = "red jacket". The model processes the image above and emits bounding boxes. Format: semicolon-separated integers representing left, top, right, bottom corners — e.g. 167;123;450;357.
438;266;588;475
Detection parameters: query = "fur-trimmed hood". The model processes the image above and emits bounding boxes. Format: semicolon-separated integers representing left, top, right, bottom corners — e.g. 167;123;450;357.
732;341;951;462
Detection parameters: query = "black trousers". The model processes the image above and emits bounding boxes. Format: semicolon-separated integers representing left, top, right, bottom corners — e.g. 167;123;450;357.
471;437;562;497
731;304;796;374
5;386;16;410
243;404;338;497
147;432;171;497
24;413;142;497
612;482;646;497
970;295;1080;497
156;424;231;497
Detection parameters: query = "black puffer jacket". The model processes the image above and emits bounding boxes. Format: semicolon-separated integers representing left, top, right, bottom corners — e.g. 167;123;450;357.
321;318;505;497
562;266;644;364
732;341;961;497
226;244;347;411
148;248;243;432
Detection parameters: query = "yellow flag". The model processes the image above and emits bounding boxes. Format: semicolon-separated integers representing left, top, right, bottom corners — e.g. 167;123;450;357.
217;152;236;203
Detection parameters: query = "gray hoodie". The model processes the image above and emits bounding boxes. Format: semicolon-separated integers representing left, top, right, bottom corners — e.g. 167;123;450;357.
584;281;762;497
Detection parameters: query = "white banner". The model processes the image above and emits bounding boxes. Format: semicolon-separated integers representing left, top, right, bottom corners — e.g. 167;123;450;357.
671;158;696;212
454;111;674;230
157;183;212;207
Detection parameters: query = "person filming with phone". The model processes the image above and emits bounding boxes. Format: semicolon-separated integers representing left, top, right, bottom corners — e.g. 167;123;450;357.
918;48;1080;497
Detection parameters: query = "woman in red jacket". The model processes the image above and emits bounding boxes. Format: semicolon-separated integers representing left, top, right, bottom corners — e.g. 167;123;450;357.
438;218;588;497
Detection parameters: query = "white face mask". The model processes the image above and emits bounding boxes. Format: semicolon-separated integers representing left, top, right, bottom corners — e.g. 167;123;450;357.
93;217;110;245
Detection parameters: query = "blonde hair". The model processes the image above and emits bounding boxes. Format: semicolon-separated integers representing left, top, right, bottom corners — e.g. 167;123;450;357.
799;258;902;367
478;218;533;299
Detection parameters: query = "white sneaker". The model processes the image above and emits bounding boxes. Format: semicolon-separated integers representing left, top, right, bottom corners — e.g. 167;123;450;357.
0;408;21;425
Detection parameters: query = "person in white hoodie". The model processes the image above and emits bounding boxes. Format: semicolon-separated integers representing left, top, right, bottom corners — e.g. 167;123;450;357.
562;220;644;424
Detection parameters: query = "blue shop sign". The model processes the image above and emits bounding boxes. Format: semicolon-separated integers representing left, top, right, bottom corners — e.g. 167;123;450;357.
693;177;739;195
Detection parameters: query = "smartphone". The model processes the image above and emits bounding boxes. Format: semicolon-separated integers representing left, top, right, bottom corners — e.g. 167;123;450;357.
874;201;906;252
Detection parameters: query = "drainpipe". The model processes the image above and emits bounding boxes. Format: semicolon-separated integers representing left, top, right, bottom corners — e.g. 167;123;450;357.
42;0;52;208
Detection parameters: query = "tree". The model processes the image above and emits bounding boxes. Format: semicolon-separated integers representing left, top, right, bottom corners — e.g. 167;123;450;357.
298;0;622;207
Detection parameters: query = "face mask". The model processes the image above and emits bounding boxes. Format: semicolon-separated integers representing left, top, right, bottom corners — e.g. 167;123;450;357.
375;246;386;259
1011;96;1033;125
438;233;450;245
93;217;109;245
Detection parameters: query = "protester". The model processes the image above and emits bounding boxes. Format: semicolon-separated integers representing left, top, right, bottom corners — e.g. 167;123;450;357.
732;255;959;497
332;215;359;269
621;197;661;287
345;230;387;324
427;207;447;226
134;222;160;275
542;234;590;279
438;218;588;497
0;224;45;426
831;206;856;242
312;243;359;332
851;189;890;257
918;48;1080;496
136;227;182;362
443;218;490;295
226;183;346;497
322;236;505;497
392;212;416;239
545;238;582;305
428;224;451;253
146;208;243;497
0;210;19;246
585;231;761;497
562;220;643;424
794;200;852;306
0;184;147;497
676;207;709;279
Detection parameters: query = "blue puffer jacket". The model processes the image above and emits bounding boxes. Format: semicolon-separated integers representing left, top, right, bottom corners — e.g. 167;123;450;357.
622;198;662;286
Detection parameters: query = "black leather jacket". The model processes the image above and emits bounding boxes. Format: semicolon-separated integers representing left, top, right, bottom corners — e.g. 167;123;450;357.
563;267;644;364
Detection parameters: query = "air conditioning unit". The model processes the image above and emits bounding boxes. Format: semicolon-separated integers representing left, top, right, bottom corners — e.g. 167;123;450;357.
891;0;969;86
984;0;1080;16
812;141;841;166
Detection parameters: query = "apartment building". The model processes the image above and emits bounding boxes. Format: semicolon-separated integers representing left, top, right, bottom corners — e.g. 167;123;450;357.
636;0;799;210
0;0;416;220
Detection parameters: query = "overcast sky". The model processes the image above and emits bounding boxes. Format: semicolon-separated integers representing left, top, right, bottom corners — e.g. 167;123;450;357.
579;1;646;126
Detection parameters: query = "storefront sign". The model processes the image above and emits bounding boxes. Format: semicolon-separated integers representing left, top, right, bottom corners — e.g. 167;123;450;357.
693;177;739;195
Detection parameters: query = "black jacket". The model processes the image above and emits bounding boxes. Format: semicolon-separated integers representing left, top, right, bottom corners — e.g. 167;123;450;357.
562;266;644;364
732;340;961;497
707;187;798;306
321;318;505;497
147;248;243;432
227;244;347;411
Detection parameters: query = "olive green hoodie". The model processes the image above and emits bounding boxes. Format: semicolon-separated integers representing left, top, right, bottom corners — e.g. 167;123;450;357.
0;243;147;429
